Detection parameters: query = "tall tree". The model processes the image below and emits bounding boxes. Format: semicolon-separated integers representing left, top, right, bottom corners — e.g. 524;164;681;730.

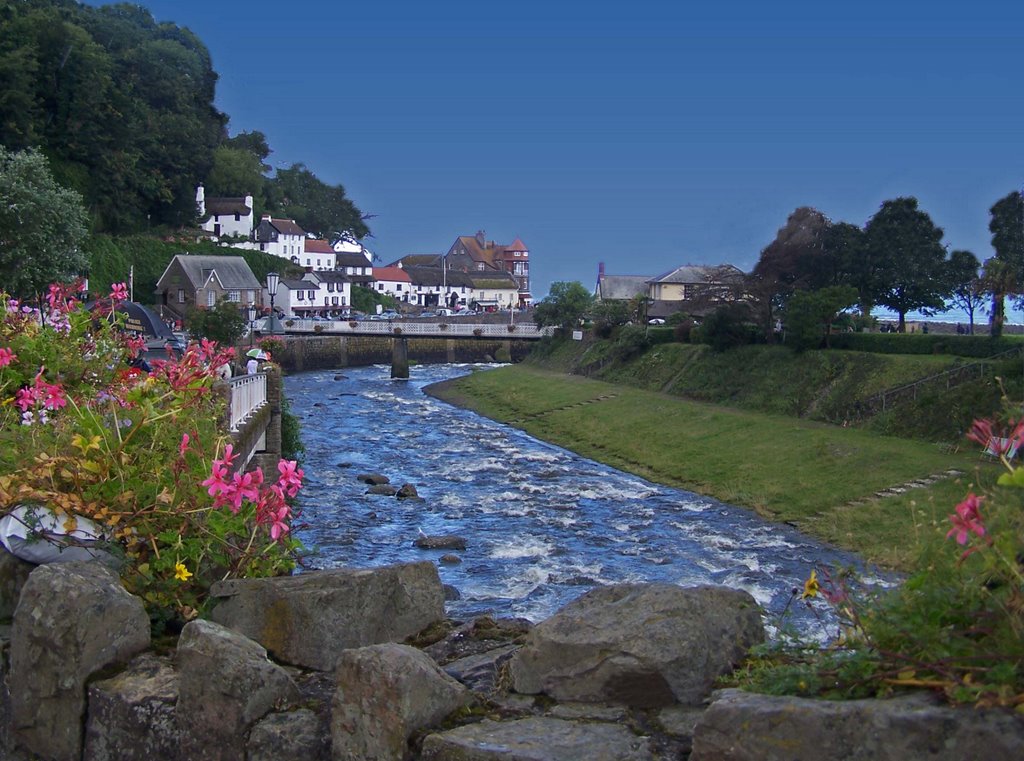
946;249;984;335
783;285;859;352
749;207;830;340
820;221;880;314
864;197;948;332
982;256;1016;338
987;191;1024;336
0;146;88;301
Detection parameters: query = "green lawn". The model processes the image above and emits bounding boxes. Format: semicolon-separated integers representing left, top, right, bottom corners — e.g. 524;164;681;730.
428;365;991;569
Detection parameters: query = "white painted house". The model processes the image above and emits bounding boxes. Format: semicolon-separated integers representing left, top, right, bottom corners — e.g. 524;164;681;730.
372;266;413;303
196;185;254;240
300;271;352;316
254;215;307;261
301;239;337;271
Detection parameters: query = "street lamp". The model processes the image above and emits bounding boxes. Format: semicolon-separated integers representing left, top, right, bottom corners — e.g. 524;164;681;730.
266;272;280;334
247;304;257;347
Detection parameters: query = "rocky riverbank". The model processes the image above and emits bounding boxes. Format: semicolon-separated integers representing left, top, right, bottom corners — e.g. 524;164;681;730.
2;551;1020;760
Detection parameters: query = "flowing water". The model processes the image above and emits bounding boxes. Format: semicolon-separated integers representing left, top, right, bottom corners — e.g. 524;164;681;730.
287;364;890;637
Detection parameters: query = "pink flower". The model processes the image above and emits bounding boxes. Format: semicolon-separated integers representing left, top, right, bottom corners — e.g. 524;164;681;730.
179;433;190;456
39;382;67;411
199;338;219;361
202;461;231;502
276;459;304;498
228;467;264;511
269;507;290;541
947;493;985;545
14;387;38;412
0;347;16;367
110;283;129;303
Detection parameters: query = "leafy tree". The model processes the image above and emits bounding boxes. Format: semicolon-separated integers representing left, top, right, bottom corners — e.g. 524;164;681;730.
533;281;593;329
864;198;949;332
982;256;1016;338
0;146;88;301
820;221;881;313
269;163;369;240
750;207;830;340
783;285;859;352
589;299;630;338
987;191;1024;336
184;298;247;347
205;146;268;210
946;249;985;335
351;284;397;314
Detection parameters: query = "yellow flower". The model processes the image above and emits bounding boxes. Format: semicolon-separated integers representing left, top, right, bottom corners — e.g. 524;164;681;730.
174;562;193;581
801;569;819;599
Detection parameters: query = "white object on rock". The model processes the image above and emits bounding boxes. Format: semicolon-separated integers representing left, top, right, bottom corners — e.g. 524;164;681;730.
0;504;116;565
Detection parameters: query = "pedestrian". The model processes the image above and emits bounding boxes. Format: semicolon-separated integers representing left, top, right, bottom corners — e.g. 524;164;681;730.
246;357;258;375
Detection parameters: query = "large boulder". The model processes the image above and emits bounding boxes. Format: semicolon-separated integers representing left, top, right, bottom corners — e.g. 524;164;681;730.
175;619;300;761
415;534;467;550
83;654;180;761
247;709;329;761
331;643;470;761
0;547;33;620
509;584;763;707
9;562;150;761
420;717;655;760
691;689;1024;761
209;562;444;671
356;473;390;485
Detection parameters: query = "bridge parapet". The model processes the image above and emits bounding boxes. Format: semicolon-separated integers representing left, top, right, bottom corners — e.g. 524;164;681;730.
276;319;553;339
228;373;267;432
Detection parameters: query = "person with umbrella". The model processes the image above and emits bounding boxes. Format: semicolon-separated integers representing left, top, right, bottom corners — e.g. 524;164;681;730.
246;348;268;374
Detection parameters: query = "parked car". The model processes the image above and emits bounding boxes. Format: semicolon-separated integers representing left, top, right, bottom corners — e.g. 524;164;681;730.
648;318;666;325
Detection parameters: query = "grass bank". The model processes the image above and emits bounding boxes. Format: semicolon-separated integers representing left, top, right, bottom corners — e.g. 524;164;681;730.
427;365;992;570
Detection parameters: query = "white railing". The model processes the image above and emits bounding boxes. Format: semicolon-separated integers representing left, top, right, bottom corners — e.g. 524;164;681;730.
276;320;555;338
228;373;267;432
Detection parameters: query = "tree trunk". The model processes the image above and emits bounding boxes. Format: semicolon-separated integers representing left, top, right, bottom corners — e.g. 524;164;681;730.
991;293;1005;337
897;312;906;333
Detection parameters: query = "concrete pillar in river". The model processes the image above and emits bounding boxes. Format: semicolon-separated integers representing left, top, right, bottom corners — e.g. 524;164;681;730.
391;336;409;379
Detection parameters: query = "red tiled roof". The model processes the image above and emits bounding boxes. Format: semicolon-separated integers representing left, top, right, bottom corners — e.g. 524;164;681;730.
507;237;528;252
304;239;335;254
373;267;411;282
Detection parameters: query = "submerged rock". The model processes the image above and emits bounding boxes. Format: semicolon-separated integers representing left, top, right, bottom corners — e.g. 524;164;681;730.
415;535;467;550
356;473;389;485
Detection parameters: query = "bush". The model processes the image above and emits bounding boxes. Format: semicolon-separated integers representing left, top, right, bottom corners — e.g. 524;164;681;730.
673;318;695;343
0;285;303;625
700;304;757;352
646;326;676;345
829;333;1023;358
610;324;650;361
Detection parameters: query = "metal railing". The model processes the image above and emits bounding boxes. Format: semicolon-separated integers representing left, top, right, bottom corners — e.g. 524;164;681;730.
273;319;555;339
846;345;1024;420
228;373;267;432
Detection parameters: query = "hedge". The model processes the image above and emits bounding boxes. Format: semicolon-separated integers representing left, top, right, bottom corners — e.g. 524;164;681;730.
829;332;1024;358
646;326;677;345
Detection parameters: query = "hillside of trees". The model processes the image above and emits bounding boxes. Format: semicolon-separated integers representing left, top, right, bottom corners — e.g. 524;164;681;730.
0;0;368;238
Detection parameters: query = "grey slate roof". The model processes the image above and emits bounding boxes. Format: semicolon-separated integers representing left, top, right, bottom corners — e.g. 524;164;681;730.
205;198;250;216
163;255;261;291
334;252;372;268
596;275;651;301
649;264;746;285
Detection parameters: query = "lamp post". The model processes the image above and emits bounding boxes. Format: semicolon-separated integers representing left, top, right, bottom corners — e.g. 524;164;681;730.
266;272;280;335
247;304;257;348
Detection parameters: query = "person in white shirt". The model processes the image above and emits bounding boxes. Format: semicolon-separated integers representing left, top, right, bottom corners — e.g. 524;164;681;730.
246;357;259;375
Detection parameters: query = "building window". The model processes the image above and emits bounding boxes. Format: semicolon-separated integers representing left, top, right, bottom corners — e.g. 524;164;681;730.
296;291;304;301
260;243;266;251
514;251;521;256
206;290;215;308
227;290;240;302
327;282;334;292
309;291;316;300
396;284;402;291
177;288;185;303
378;283;384;290
332;297;338;305
234;213;240;221
306;259;311;266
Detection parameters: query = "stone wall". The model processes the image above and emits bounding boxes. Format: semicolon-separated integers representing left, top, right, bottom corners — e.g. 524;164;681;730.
270;335;532;373
3;554;1020;760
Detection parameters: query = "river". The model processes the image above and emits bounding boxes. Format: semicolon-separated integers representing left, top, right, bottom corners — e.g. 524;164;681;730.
286;363;888;638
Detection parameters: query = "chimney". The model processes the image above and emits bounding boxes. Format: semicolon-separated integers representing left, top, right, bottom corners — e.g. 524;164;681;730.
244;194;253;213
195;184;205;217
599;261;605;278
475;230;486;247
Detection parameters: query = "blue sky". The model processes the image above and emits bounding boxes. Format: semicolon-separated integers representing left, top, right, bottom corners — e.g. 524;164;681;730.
86;1;1024;306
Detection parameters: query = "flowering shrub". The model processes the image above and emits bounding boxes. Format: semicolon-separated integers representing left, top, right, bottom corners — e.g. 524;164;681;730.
733;410;1024;708
0;285;302;626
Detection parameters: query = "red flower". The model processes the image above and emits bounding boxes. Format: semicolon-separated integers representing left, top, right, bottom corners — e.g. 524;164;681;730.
0;347;16;367
276;459;304;498
110;283;129;303
947;493;985;545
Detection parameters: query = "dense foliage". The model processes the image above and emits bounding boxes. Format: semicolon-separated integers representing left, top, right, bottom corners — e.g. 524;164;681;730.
0;283;302;627
0;0;368;239
0;146;89;300
533;281;593;329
